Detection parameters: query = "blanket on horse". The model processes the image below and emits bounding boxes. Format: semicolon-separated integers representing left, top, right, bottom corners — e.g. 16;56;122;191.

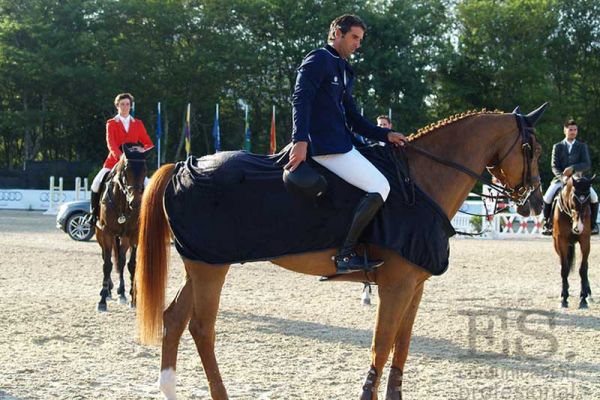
165;145;455;275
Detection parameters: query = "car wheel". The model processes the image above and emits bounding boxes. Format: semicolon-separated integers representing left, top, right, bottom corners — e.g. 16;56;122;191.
66;212;94;241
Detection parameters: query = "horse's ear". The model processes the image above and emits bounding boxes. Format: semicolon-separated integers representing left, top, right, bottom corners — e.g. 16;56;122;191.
512;106;521;114
524;102;549;127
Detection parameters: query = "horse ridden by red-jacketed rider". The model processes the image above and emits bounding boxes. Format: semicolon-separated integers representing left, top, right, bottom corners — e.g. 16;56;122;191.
87;93;154;224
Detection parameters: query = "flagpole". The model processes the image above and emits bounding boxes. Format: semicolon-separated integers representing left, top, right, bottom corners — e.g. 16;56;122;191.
214;103;220;153
157;102;161;169
244;104;251;152
185;103;191;157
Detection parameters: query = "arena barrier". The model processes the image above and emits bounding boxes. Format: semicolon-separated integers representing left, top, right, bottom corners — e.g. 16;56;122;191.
1;176;90;212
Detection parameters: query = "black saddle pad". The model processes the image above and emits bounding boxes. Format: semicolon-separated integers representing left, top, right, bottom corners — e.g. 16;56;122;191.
165;145;455;275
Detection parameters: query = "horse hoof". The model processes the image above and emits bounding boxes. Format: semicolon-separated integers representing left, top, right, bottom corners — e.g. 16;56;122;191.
561;301;568;308
579;302;589;309
119;295;127;305
129;302;136;309
97;303;108;312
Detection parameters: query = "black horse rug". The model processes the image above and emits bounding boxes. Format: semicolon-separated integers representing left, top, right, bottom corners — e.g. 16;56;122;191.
165;145;455;275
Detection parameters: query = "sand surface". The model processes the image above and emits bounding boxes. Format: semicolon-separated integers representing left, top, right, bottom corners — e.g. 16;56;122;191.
0;210;599;399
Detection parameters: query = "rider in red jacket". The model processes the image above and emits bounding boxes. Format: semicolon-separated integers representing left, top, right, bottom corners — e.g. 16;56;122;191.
88;93;154;224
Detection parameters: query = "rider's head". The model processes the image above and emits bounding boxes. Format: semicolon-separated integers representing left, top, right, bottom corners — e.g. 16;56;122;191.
376;115;392;129
563;119;578;142
114;93;134;118
328;15;367;59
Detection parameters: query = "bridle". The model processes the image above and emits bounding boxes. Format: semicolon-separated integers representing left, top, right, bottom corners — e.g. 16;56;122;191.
406;113;539;207
557;178;591;220
104;157;146;225
116;158;146;208
486;114;540;206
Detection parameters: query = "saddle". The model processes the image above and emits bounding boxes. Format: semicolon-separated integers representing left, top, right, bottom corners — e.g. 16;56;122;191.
165;145;455;275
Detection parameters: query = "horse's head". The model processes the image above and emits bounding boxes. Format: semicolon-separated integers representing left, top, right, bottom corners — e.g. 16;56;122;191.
487;103;548;217
562;174;595;235
116;143;148;211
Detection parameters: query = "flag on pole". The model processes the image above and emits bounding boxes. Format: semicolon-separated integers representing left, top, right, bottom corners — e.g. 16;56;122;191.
212;103;221;153
156;102;162;168
184;103;191;157
269;105;276;154
243;105;251;152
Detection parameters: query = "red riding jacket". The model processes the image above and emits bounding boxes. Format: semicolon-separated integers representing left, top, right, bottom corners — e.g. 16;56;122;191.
103;116;154;169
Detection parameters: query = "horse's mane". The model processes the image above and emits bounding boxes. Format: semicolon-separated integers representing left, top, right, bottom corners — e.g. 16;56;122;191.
406;109;503;142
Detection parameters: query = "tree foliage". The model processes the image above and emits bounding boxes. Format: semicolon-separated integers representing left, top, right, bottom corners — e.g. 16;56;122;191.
0;0;599;186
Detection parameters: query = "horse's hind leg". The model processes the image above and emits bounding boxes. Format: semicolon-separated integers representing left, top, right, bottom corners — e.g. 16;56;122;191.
159;274;193;400
185;259;230;400
385;281;425;400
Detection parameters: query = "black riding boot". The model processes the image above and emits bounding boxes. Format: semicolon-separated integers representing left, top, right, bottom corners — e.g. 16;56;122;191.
335;193;384;274
541;202;553;236
86;191;100;225
591;202;599;235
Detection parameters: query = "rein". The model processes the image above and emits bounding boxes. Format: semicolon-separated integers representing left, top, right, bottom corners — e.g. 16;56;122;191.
404;114;538;207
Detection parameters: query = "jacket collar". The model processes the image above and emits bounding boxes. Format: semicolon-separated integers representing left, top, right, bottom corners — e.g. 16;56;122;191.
325;44;341;58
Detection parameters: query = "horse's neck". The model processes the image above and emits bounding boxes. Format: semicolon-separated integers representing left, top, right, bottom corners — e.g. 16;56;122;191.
409;114;511;218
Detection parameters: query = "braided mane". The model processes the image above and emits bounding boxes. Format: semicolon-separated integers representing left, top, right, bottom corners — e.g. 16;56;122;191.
406;109;504;142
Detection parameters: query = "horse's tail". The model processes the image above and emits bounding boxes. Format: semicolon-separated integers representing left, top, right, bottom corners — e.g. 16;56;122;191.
136;163;175;345
567;243;576;272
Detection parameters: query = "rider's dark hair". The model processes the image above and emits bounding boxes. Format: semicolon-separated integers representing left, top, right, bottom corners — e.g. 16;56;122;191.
114;93;134;106
564;119;577;128
328;15;367;43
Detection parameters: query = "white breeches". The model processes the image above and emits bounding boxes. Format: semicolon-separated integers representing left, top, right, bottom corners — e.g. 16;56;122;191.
312;147;390;201
91;168;111;193
91;167;149;193
543;181;598;204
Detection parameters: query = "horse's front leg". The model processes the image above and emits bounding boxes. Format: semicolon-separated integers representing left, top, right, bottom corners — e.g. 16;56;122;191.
385;281;426;400
360;259;427;400
128;245;137;308
579;240;591;309
117;238;129;305
98;238;114;312
556;239;571;308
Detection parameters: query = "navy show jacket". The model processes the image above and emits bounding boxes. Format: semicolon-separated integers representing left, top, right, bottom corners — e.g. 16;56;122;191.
292;45;391;156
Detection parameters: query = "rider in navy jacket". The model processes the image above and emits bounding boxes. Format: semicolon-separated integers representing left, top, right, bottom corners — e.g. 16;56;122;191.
291;44;390;155
286;14;406;276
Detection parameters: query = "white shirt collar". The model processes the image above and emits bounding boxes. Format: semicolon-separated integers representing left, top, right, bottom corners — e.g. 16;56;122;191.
115;114;134;123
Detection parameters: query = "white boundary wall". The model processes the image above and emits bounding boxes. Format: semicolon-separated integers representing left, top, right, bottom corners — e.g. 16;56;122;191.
0;188;85;211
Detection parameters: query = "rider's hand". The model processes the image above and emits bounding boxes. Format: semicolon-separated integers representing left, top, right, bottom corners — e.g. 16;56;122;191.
563;166;574;177
284;141;308;172
387;132;407;147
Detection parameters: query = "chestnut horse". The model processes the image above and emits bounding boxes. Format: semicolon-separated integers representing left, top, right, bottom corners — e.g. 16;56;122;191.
553;174;595;309
136;105;547;399
96;145;147;312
